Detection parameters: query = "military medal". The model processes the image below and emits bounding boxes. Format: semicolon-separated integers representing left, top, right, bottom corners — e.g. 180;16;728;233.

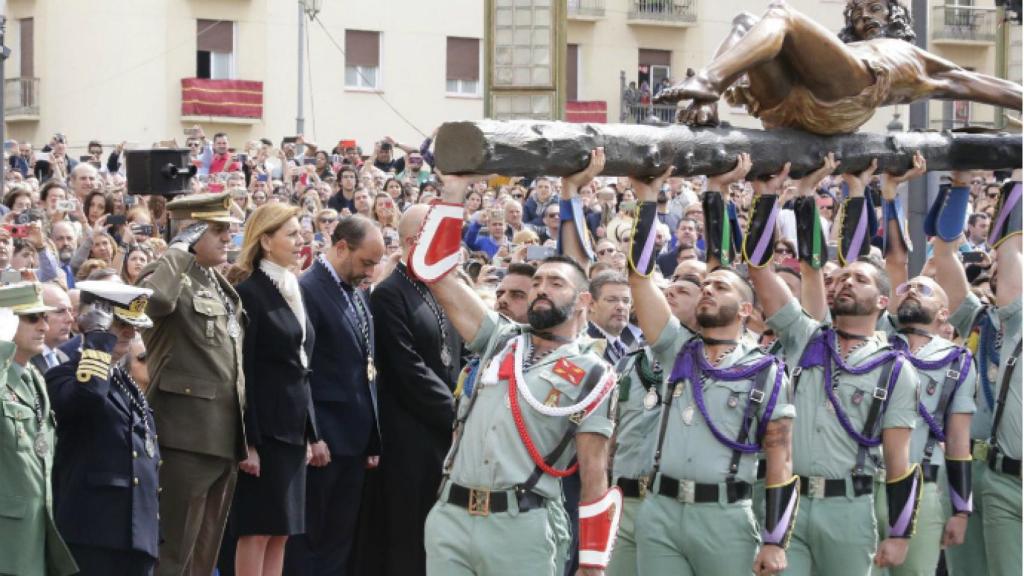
33;435;48;458
727;393;740;408
227;315;242;339
367;357;377;381
851;390;864;405
681;404;695;425
926;380;937;396
441;345;452;368
643;388;659;410
145;434;156;458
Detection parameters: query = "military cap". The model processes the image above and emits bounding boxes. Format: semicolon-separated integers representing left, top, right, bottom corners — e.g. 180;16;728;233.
77;280;155;328
0;282;57;315
166;191;241;224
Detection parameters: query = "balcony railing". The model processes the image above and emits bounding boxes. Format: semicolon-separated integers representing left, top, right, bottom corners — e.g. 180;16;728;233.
181;78;264;120
931;5;997;44
5;78;40;117
567;0;605;19
628;0;698;24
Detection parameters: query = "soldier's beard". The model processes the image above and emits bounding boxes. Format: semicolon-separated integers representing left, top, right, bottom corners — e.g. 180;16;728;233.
697;300;739;328
527;296;575;331
832;293;874;317
897;300;935;326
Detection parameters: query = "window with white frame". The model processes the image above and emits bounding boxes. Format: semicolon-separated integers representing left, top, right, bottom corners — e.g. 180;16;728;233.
446;37;481;96
345;30;381;89
197;19;235;80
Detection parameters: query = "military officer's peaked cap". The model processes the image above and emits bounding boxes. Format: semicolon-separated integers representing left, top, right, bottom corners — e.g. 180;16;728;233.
77;280;156;329
0;282;57;315
166;191;241;224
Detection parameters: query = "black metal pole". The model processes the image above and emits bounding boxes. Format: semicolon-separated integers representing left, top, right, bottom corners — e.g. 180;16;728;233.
908;0;930;276
0;15;7;188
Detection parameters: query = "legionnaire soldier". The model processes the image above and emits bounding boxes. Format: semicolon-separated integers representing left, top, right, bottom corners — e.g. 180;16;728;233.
411;160;621;576
748;153;923;575
874;155;978;575
46;281;162;576
0;282;78;576
935;169;1022;576
138;191;248;576
583;271;662;576
623;160;797;576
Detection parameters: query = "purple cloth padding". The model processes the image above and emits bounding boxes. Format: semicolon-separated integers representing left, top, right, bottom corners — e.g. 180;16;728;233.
763;486;799;544
890;471;920;536
749;199;781;264
635;220;658;274
989;182;1022;246
844;200;869;265
949;485;973;514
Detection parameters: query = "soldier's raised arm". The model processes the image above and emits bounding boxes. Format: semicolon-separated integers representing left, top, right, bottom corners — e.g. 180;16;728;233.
746;162;796;320
879;153;927;315
624;165;676;345
558;148;605;273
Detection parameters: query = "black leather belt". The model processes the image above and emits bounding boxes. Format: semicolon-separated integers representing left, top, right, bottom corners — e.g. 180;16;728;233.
799;475;874;498
615;477;648;498
922;464;940;483
446;483;545;515
656;475;751;504
988;452;1023;479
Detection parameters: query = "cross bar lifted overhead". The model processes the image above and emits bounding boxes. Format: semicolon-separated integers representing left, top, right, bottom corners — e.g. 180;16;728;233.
434;120;1022;179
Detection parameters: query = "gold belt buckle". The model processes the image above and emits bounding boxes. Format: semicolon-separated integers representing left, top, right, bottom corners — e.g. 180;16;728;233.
677;479;695;504
639;476;649;498
972;440;990;462
468;488;491;516
808;476;827;499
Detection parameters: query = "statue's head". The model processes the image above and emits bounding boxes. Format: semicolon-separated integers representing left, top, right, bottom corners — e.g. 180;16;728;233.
839;0;915;43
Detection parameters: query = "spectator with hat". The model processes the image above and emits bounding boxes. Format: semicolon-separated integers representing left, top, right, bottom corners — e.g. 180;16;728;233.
45;280;161;576
138;191;248;576
0;282;78;576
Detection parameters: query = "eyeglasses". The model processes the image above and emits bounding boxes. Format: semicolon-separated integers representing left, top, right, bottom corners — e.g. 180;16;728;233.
774;246;794;255
544;213;559;219
597;248;617;256
895;282;935;297
21;313;45;324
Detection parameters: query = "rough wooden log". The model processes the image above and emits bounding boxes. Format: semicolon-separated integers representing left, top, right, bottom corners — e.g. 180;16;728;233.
434;120;1022;179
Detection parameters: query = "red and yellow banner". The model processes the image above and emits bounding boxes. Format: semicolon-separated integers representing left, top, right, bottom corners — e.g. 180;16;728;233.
181;78;263;119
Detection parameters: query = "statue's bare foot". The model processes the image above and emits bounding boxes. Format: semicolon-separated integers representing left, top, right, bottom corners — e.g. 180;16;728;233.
654;70;719;104
677;101;720;127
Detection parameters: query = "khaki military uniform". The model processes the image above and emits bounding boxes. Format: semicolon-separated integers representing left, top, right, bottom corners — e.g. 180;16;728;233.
949;294;1022;576
606;347;662;576
139;247;246;576
633;317;794;575
767;300;919;576
870;326;977;576
0;341;77;576
424;312;615;576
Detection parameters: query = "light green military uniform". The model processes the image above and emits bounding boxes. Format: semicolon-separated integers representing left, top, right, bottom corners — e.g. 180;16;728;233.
633;317;794;576
869;325;977;576
946;294;1001;576
949;294;1022;576
606;347;662;576
424;311;615;576
767;300;919;576
0;342;77;576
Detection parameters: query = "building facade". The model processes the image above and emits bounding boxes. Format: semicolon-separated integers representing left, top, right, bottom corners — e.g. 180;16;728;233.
1;0;1016;159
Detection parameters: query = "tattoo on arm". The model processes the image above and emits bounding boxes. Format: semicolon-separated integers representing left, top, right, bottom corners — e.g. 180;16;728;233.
763;419;791;450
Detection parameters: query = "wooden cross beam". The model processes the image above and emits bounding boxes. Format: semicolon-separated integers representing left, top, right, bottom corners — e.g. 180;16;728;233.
434;120;1022;179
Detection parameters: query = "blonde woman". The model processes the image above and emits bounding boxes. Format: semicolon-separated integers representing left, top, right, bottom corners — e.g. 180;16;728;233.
232;203;318;576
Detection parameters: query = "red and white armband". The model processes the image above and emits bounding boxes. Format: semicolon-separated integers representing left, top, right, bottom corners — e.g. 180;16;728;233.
578;486;624;569
408;201;465;283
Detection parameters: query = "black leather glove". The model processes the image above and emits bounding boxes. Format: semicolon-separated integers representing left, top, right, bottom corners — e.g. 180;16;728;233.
77;301;114;334
170;222;209;252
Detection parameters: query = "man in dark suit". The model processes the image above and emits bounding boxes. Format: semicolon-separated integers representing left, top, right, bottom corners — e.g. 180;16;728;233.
284;215;384;576
46;281;161;576
370;204;463;576
31;282;73;374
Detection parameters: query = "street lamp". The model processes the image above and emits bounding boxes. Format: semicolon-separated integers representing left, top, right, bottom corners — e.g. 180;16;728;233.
297;0;324;135
887;111;904;132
